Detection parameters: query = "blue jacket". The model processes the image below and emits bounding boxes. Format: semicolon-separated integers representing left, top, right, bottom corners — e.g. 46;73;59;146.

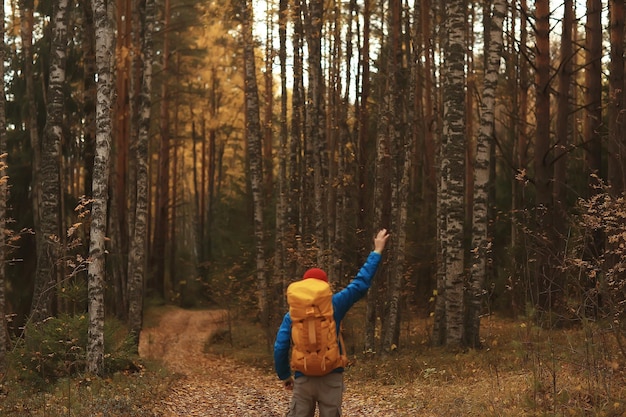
273;251;382;380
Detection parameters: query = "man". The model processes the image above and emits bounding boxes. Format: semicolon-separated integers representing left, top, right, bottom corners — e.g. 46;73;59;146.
274;228;390;417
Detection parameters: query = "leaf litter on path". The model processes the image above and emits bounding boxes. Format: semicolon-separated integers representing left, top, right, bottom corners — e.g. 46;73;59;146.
139;307;413;416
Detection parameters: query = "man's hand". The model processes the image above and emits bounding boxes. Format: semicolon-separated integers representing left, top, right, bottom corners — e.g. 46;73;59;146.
374;229;390;254
283;376;294;391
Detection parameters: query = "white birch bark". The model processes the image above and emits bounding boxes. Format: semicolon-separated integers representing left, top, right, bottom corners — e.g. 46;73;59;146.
440;0;466;347
128;0;156;341
87;0;114;375
468;0;506;348
31;0;69;323
242;0;268;326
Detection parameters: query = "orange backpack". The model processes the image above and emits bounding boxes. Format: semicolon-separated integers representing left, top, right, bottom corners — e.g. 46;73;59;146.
287;279;348;376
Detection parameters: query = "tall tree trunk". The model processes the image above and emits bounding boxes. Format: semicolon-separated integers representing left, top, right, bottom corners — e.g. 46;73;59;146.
303;0;328;265
0;0;7;370
151;0;172;298
290;0;305;275
108;0;133;318
382;0;406;353
358;0;371;258
582;0;604;279
87;0;114;375
128;0;156;343
533;0;554;314
421;0;436;201
263;5;274;200
81;0;96;197
241;0;268;328
274;0;289;316
609;0;626;194
366;1;394;352
436;0;466;348
509;0;531;315
585;0;603;186
31;0;70;323
554;0;573;220
467;0;506;348
170;52;180;301
20;0;42;317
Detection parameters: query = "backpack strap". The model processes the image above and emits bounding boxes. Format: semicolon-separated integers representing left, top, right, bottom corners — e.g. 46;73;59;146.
338;326;348;366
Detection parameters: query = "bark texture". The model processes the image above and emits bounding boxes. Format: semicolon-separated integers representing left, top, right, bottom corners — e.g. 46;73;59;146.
87;0;114;375
31;0;70;323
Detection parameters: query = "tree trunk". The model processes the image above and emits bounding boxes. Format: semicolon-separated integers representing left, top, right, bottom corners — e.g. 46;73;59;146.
554;0;573;214
382;0;405;353
509;0;531;316
21;0;41;262
241;0;268;327
151;0;172;298
128;0;156;343
81;0;96;197
31;0;70;323
290;0;305;277
609;0;626;194
274;0;289;317
438;0;466;348
303;0;328;265
87;0;114;375
585;0;603;186
357;0;371;259
0;0;7;370
533;0;554;314
467;0;506;348
263;7;274;200
108;0;133;318
366;0;394;352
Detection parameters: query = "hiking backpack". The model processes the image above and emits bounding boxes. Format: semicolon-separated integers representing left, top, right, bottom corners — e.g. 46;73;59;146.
287;278;348;376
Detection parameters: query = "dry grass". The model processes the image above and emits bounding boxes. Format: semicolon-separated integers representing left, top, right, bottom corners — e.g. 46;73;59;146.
3;309;625;416
344;315;626;416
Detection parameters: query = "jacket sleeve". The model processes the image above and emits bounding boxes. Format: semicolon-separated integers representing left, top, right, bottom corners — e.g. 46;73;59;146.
332;251;382;321
273;312;292;380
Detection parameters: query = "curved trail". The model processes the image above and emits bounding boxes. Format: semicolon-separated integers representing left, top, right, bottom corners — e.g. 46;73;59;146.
139;307;406;416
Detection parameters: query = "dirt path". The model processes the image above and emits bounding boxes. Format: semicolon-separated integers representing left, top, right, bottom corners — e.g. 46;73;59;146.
138;307;408;417
139;308;289;416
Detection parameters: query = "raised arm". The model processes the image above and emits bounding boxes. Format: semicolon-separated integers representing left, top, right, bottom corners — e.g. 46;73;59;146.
373;228;390;254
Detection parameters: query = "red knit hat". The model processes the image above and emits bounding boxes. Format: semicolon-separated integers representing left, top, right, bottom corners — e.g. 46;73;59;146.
302;268;328;282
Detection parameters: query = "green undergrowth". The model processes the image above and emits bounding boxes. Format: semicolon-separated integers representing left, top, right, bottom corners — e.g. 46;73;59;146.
0;355;175;417
0;309;177;417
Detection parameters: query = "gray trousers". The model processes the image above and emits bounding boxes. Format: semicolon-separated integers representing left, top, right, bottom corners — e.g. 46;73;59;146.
287;373;344;417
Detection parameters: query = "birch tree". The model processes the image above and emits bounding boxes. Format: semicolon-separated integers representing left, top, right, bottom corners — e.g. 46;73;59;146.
382;0;409;353
31;0;70;323
128;0;156;342
241;0;268;327
87;0;114;375
467;0;506;348
434;0;466;347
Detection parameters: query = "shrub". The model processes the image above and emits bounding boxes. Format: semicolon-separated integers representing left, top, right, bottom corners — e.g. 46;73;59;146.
9;314;138;388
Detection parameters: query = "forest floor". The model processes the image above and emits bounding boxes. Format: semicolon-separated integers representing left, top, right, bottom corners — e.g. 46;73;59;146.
139;306;626;416
138;306;406;416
